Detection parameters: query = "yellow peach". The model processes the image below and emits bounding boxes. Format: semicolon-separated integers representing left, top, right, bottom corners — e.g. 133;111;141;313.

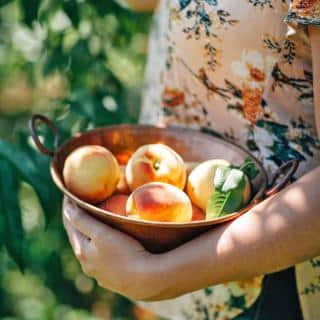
187;159;231;210
126;144;186;191
98;194;129;216
126;182;192;222
63;145;120;203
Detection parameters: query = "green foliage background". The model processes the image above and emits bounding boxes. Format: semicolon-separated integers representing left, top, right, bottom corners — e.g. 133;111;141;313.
0;1;155;319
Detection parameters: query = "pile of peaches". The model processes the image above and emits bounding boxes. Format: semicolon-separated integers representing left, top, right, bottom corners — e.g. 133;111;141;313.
62;143;252;223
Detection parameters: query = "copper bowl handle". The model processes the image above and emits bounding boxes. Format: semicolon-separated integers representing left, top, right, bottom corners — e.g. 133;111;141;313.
28;114;61;157
264;159;299;198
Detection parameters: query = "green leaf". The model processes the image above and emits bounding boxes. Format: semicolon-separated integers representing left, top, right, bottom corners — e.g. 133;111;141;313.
0;192;5;248
239;157;259;180
0;159;25;271
43;48;70;75
214;166;231;190
221;169;244;192
0;0;11;7
18;0;41;26
0;140;55;225
206;176;245;219
19;182;45;234
63;0;80;27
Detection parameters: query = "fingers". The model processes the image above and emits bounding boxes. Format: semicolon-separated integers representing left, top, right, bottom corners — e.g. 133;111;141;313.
63;196;142;248
63;213;90;261
63;214;98;277
63;197;108;240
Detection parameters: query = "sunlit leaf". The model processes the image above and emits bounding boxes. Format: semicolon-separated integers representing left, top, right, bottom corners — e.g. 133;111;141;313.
221;169;244;192
19;182;45;233
213;166;231;190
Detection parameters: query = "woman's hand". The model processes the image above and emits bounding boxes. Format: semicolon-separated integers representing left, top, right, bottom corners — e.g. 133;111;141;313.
63;166;320;301
63;197;163;300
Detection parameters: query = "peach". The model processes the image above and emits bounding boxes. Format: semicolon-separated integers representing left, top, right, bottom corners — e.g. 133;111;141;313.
116;165;130;195
192;204;205;221
187;159;251;211
98;194;129;216
63;145;120;203
125;144;186;191
126;182;192;222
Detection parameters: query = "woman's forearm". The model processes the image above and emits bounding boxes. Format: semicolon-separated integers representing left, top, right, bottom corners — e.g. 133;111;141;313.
117;0;158;12
151;166;320;300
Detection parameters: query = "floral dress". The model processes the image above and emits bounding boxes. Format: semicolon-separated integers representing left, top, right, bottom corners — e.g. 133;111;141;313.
139;0;320;319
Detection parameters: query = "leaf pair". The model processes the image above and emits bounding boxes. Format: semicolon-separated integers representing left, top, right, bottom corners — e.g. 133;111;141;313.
206;166;245;219
206;157;259;219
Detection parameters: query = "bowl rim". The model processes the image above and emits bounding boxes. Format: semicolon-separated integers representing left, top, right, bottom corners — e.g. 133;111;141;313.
51;124;268;228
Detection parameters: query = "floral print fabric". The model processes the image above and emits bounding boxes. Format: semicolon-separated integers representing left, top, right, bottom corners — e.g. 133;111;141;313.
140;0;320;319
286;0;320;25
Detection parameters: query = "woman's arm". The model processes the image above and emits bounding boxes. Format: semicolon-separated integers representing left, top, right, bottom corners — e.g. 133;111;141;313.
309;26;320;137
63;166;320;301
117;0;158;12
152;166;320;300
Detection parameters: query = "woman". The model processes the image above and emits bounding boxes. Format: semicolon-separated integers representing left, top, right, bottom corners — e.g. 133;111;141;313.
63;1;320;319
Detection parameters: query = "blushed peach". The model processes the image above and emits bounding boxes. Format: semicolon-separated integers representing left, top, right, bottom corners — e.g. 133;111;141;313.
126;182;192;223
125;144;186;191
63;145;120;203
98;194;129;216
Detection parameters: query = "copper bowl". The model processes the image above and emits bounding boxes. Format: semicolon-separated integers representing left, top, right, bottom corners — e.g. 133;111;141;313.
29;114;298;253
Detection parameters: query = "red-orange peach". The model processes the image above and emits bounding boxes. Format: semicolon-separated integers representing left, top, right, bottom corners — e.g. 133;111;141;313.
98;194;129;216
126;182;192;222
125;144;186;191
63;145;120;203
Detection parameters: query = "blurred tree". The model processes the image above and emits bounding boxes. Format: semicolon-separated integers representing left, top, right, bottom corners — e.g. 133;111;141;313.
0;1;156;319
